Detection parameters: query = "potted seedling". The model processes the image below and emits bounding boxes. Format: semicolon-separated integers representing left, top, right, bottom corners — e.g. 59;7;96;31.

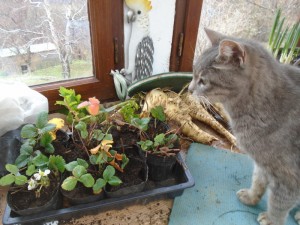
55;87;131;203
137;129;180;181
1;88;195;225
60;157;122;205
0;112;65;215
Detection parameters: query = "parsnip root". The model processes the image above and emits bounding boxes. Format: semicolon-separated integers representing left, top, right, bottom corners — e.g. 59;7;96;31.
141;89;236;146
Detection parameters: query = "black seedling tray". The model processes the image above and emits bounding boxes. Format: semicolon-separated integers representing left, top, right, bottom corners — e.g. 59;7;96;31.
2;153;194;225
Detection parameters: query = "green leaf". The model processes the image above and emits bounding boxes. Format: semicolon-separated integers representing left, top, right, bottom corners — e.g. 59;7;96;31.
108;176;122;186
154;133;165;147
61;176;78;191
55;100;65;106
0;174;15;186
36;111;49;129
26;164;36;176
40;133;53;147
5;164;19;175
77;158;89;168
15;154;31;168
81;130;88;139
150;106;166;122
44;143;55;154
40;123;56;134
103;165;115;181
15;175;27;185
166;134;178;146
48;155;66;173
20;144;34;156
21;124;38;139
89;155;98;165
119;100;140;123
79;174;95;188
24;138;36;147
92;130;105;141
64;161;79;172
66;113;74;125
131;118;150;131
96;152;107;164
93;178;106;194
121;154;129;169
103;134;113;141
72;165;87;178
96;154;104;164
32;153;49;167
137;140;153;151
75;121;88;139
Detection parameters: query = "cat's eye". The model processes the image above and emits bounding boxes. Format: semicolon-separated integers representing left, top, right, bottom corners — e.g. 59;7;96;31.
198;78;205;86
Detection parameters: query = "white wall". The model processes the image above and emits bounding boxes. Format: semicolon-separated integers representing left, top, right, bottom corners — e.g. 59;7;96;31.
124;0;176;75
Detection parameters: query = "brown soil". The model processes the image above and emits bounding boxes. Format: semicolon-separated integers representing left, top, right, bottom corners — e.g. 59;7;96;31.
145;119;168;140
53;131;88;162
61;182;93;199
107;157;146;192
111;124;139;148
111;119;169;149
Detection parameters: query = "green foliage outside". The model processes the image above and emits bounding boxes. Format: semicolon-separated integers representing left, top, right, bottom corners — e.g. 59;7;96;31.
0;60;92;86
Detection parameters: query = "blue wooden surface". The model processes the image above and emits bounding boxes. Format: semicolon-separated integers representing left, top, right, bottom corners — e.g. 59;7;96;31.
169;143;299;225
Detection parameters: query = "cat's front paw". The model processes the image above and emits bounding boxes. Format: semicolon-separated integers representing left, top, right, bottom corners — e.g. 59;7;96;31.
236;189;260;205
295;210;300;225
257;212;273;225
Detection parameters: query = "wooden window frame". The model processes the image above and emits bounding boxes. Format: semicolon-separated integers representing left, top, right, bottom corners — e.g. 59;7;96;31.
34;0;124;112
33;0;202;112
170;0;203;72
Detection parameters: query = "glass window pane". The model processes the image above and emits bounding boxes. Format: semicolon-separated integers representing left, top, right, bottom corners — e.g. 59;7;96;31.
0;0;93;86
195;0;300;58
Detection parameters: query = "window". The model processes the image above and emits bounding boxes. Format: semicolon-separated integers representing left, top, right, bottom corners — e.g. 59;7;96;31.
0;0;93;85
195;0;300;57
33;0;123;112
0;0;202;111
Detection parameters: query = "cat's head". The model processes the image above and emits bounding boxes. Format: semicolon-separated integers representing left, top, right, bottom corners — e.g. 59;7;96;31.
189;28;268;104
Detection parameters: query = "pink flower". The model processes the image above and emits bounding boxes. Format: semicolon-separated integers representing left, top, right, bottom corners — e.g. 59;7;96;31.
77;97;100;116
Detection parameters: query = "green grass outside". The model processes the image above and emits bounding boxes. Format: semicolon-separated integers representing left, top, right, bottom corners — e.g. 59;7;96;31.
0;60;93;86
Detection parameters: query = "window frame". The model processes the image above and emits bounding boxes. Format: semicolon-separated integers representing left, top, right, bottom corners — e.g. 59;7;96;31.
170;0;203;71
34;0;124;112
33;0;202;112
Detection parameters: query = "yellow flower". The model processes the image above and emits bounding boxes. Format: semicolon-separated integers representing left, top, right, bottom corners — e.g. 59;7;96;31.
89;140;114;155
101;139;113;152
48;118;65;129
48;118;65;140
90;145;101;155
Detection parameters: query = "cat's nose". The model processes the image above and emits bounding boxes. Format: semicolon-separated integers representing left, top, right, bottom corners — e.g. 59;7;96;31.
188;81;194;93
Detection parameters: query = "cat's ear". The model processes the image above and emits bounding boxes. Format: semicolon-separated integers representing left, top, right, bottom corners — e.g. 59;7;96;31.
204;28;225;45
217;39;245;67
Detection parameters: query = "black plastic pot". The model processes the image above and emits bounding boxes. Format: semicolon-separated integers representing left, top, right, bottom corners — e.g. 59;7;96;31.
146;153;178;181
0;127;22;177
104;157;148;198
115;144;146;161
7;185;62;216
61;187;105;205
2;153;194;225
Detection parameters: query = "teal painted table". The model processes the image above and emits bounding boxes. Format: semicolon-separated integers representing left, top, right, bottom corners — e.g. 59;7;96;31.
169;144;299;225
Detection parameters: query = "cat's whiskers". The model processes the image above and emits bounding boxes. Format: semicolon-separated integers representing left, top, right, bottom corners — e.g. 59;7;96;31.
199;95;213;110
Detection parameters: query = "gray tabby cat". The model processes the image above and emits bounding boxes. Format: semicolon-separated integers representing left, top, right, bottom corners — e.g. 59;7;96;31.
189;28;300;225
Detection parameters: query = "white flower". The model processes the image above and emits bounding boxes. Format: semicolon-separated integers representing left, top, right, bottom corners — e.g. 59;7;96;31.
28;178;37;190
34;169;51;181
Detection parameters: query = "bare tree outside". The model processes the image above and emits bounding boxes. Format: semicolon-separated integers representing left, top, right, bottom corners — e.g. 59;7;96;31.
0;0;92;86
195;0;300;59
